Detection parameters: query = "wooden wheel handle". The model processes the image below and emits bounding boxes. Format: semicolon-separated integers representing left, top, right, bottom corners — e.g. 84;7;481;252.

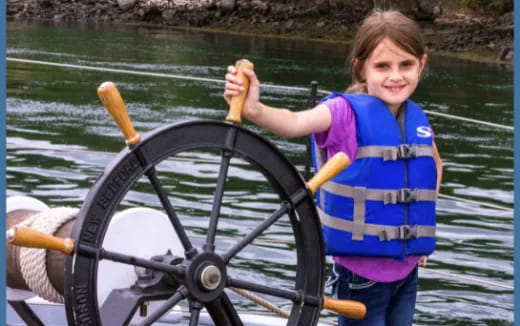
323;296;366;319
307;152;350;194
97;81;141;146
7;226;74;255
226;59;254;124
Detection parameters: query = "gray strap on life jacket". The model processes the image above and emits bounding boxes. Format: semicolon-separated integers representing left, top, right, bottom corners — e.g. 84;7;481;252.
356;144;433;161
319;208;436;241
321;182;436;204
352;187;366;241
314;143;327;209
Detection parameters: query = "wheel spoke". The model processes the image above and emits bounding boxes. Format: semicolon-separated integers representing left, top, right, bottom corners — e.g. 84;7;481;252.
77;244;185;277
222;202;290;263
138;286;189;326
188;301;203;326
205;293;244;326
8;301;44;326
146;167;196;256
206;150;232;249
227;277;320;307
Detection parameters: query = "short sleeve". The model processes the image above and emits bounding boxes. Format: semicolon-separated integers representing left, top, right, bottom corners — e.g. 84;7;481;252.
313;96;358;161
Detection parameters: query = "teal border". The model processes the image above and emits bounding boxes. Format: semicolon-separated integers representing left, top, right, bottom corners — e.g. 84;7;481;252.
1;1;6;325
0;5;516;326
515;1;519;325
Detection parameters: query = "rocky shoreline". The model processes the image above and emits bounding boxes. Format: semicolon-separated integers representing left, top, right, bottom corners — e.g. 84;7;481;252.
7;0;514;63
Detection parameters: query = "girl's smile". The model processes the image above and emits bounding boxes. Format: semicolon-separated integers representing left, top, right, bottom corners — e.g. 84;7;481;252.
361;38;427;115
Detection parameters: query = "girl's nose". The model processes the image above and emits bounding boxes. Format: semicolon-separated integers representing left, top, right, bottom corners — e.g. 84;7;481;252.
388;71;402;82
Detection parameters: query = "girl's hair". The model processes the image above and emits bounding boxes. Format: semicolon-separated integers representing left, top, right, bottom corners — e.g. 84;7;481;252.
346;10;426;93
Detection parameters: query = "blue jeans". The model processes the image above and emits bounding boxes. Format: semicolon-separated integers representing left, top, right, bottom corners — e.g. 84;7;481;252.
327;263;418;326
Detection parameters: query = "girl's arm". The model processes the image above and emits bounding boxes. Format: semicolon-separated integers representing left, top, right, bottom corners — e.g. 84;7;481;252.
432;141;443;196
224;66;332;138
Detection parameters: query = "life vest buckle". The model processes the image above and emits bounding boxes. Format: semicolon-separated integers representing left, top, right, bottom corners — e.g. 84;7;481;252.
399;225;418;239
397;188;417;203
397;144;416;159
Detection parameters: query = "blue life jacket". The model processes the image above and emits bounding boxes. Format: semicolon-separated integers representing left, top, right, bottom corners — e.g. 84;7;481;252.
311;93;437;260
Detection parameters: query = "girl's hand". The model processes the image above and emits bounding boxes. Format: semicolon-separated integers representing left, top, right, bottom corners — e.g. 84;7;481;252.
223;65;261;121
419;256;428;267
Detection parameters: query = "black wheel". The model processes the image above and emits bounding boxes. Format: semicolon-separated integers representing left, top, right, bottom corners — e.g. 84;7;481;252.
64;120;325;326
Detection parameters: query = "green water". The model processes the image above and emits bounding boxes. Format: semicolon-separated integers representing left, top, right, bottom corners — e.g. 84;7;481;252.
6;20;513;325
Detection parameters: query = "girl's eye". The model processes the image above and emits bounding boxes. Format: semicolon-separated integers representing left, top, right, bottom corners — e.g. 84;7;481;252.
375;63;388;69
401;60;415;68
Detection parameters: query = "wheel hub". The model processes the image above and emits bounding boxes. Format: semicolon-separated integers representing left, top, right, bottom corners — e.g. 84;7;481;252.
199;265;221;291
184;252;227;303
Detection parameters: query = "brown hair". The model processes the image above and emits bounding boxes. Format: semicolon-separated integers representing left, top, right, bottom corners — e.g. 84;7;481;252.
346;10;426;93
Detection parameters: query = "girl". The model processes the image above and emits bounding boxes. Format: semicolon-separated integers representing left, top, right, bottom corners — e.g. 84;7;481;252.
224;10;442;326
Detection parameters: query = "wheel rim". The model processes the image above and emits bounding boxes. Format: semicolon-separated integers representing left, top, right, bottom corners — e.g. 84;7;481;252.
65;120;325;326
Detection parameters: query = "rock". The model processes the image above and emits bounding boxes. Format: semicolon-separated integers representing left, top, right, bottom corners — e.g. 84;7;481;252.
433;5;442;17
374;0;416;15
251;0;268;12
190;11;209;26
299;6;312;16
119;12;134;21
117;0;137;11
316;0;330;14
200;0;216;10
503;50;513;61
418;0;437;15
162;9;176;21
270;3;285;15
220;0;235;12
413;0;441;20
497;46;513;61
498;11;513;26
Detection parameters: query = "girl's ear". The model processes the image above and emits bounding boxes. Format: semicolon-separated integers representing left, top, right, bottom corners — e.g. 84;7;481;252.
352;58;366;82
351;58;359;74
418;54;428;79
420;54;428;70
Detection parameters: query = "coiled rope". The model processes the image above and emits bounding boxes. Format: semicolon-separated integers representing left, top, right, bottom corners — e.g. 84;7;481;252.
6;57;514;132
16;207;79;303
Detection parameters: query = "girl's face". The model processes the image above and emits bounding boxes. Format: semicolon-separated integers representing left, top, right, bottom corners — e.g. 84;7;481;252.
360;38;427;114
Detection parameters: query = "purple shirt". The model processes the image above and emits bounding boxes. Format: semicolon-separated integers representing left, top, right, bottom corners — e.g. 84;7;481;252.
315;96;419;283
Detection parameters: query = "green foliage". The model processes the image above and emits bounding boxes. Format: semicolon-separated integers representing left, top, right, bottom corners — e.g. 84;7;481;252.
465;0;491;6
464;0;513;15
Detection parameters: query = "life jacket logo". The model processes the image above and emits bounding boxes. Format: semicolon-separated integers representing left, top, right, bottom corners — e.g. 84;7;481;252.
416;126;432;138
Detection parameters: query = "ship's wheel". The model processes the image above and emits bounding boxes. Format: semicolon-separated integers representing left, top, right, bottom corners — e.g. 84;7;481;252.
65;114;326;325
